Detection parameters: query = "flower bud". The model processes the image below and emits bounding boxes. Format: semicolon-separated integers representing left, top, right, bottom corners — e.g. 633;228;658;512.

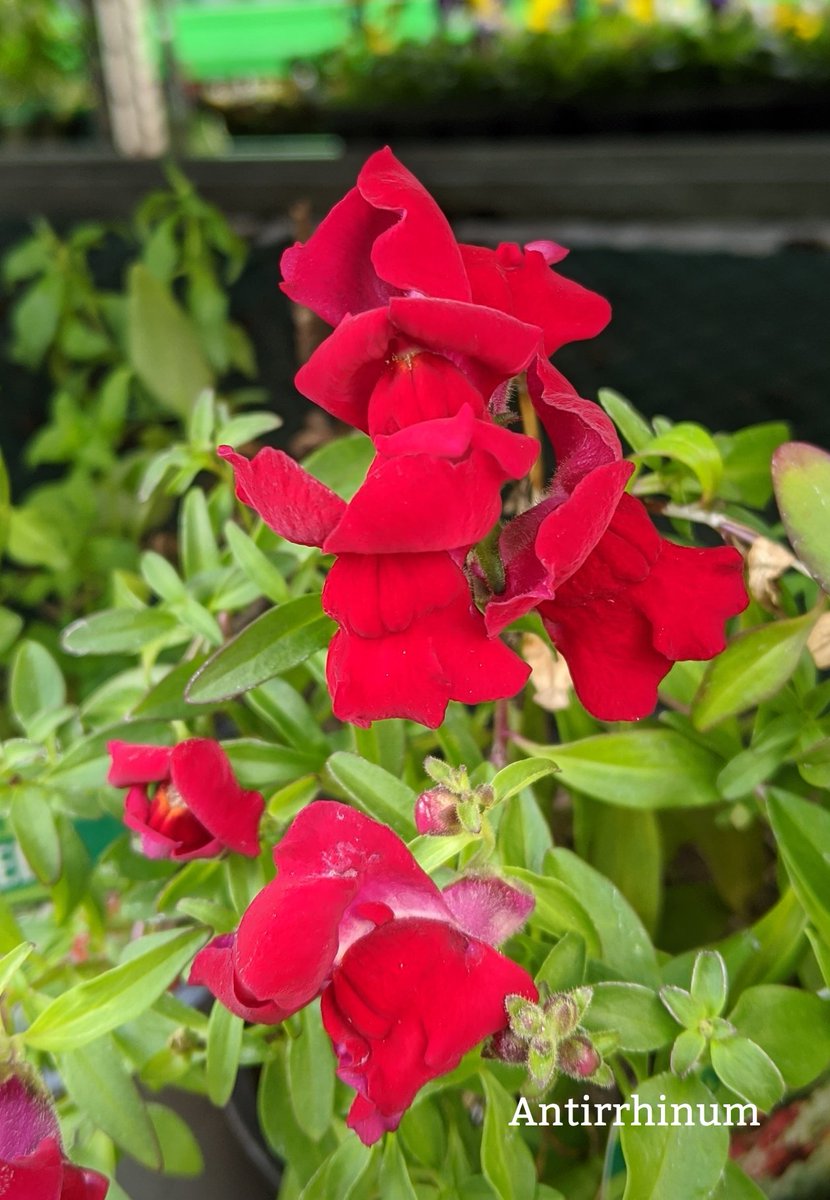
483;1027;528;1065
414;787;461;836
506;995;544;1039
557;1034;601;1080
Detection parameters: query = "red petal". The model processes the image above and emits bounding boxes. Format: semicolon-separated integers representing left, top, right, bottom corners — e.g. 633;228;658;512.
461;242;611;355
528;357;621;496
389;296;541;397
233;802;443;1007
3;1138;64;1200
367;350;485;436
323;553;462;638
219;445;346;548
60;1163;111;1200
189;935;288;1024
106;742;171;787
321;918;537;1141
169;739;263;857
541;595;671;721
280;147;469;326
325;415;537;556
632;539;748;661
294;308;393;432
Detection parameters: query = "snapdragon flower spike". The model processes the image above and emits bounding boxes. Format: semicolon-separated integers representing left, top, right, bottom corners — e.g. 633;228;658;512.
220;448;529;727
190;801;536;1144
0;1067;109;1200
106;738;264;861
487;360;749;721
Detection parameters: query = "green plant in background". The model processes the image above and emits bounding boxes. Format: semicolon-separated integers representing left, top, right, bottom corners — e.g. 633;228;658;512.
1;176;830;1198
0;0;91;134
1;171;269;623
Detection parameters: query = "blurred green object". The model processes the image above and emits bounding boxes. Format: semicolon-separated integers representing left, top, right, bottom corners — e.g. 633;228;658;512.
170;0;441;81
0;0;91;131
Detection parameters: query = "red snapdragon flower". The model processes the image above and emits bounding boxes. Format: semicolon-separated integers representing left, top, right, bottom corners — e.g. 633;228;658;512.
106;739;263;861
190;801;537;1143
0;1068;109;1200
486;359;749;720
220;446;530;726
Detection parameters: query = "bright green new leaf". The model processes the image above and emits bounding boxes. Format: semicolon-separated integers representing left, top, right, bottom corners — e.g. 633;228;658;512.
480;1071;537;1200
61;1037;161;1167
491;757;558;806
206;1001;244;1107
620;1074;729;1200
598;388;653;452
767;790;830;944
127;263;214;416
0;942;33;994
147;1103;204;1176
710;1035;784;1112
409;832;474;874
181;488;220;579
773;441;830;592
728;984;830;1089
690;950;728;1017
692;612;816;730
379;1136;418;1200
24;928;206;1051
186;597;334;703
519;731;720;808
717;422;789;508
638;421;723;499
327;751;417;839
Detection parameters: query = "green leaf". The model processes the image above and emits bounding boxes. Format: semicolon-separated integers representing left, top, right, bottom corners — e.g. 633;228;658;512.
546;849;661;986
10;789;61;885
0;607;23;656
181;488;220;579
61;1036;161;1167
299;1137;375;1200
671;1029;706;1076
535;933;586;991
409;832;475;874
580;803;662;934
518;732;720;809
11;273;63;367
717;422;789;508
7;507;70;571
379;1136;418;1200
216;412;282;445
491;758;558;806
690;950;728;1017
773;441;830;591
711;1161;767;1200
729;984;830;1089
287;1000;335;1141
710;1035;784;1112
258;1047;333;1185
224;521;289;604
302;434;374;500
620;1074;729;1200
326;751;417;839
246;677;329;756
24;928;206;1051
582;983;678;1052
598;389;653;452
0;942;32;996
186;598;334;703
206;1001;244;1107
62;608;179;656
660;986;703;1029
9;641;66;736
767;790;830;944
147;1102;204;1176
480;1071;537;1200
127;263;214;417
638;421;723;500
692;613;816;730
507;869;601;958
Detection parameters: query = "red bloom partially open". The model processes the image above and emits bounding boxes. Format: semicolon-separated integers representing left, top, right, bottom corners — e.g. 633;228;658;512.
0;1069;109;1200
190;801;536;1143
107;738;263;861
487;359;749;720
220;446;530;727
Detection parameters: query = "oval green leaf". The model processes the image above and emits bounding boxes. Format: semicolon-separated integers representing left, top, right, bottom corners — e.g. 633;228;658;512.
773;441;830;591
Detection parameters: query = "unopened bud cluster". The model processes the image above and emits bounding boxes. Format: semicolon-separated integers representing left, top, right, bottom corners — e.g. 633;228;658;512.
414;757;496;836
491;987;614;1093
